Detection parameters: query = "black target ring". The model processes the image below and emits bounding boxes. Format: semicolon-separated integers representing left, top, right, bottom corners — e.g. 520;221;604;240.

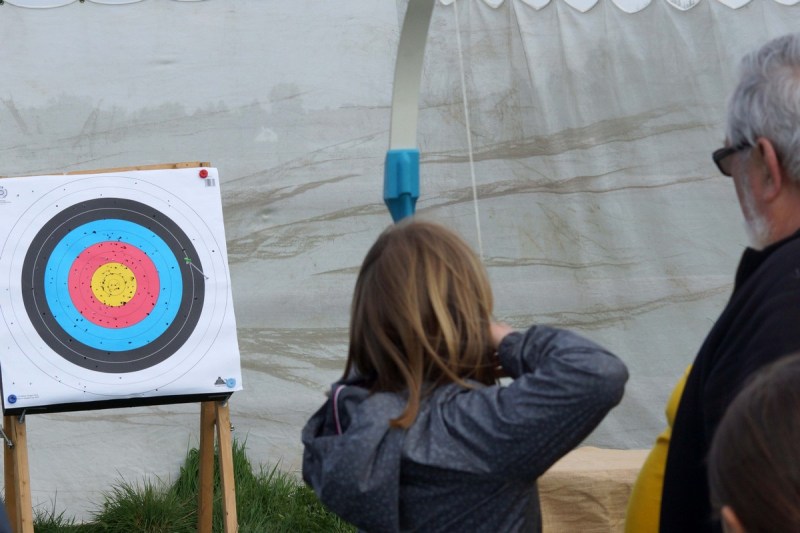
21;198;205;373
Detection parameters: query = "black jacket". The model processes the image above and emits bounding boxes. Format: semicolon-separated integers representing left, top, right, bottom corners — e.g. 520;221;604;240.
661;229;800;532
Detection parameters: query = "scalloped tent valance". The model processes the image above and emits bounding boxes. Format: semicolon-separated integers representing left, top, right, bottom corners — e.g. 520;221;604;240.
4;0;799;12
4;0;204;7
438;0;799;12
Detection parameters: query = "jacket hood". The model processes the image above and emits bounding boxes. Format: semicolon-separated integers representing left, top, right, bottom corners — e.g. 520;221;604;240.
302;380;407;532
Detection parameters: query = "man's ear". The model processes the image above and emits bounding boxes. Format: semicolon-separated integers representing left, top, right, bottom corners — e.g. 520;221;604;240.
755;137;785;202
721;505;747;533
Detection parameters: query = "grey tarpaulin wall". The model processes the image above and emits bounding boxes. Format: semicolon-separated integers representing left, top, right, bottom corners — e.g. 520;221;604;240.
0;0;798;521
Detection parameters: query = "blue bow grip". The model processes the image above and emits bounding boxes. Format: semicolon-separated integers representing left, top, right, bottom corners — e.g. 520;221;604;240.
384;148;420;223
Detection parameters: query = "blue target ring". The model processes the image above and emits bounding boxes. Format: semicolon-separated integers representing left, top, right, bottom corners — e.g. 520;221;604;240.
21;198;205;373
44;219;182;351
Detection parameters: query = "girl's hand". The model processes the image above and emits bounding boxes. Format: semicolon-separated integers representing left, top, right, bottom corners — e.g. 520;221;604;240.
490;322;514;379
490;322;514;350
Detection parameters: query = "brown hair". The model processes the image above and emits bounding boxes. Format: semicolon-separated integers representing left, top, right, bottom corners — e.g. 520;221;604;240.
343;219;496;429
708;353;800;533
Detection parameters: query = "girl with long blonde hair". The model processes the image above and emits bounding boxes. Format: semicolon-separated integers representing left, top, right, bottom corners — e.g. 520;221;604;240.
303;219;627;532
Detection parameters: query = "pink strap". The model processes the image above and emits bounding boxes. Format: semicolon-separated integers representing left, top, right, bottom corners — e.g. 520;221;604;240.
333;384;346;435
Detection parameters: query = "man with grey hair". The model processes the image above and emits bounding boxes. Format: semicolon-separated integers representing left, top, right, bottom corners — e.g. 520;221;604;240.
656;33;800;532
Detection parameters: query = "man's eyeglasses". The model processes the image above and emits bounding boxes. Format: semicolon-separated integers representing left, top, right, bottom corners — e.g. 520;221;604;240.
712;142;751;177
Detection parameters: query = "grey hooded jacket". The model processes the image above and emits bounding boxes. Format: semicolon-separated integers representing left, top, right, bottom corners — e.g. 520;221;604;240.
302;325;628;532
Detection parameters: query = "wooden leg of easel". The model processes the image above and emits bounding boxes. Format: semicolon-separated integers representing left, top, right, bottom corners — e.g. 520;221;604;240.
215;402;238;533
3;416;18;533
5;416;32;533
198;402;217;533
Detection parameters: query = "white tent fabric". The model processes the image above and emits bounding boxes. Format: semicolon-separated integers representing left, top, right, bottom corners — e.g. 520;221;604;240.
419;0;799;451
1;0;799;521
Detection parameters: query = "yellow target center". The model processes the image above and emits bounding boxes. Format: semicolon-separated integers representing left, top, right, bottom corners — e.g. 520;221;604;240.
91;262;137;307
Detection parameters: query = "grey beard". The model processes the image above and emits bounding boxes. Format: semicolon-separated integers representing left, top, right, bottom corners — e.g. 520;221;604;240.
739;176;771;250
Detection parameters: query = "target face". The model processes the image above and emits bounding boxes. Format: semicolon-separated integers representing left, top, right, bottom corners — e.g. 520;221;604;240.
0;169;242;412
22;198;205;373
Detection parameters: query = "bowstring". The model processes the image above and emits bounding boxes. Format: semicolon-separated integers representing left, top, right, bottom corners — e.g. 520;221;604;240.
452;0;484;260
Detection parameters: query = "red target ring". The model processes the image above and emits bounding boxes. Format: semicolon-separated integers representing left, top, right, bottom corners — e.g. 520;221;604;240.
67;241;160;328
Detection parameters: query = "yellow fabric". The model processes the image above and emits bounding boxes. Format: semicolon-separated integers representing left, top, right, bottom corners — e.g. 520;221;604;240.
624;366;692;533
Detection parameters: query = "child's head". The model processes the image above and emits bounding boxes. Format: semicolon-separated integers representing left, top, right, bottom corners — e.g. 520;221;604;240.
344;219;495;428
708;353;800;533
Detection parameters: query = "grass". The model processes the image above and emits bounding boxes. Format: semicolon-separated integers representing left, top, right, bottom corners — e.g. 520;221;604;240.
28;440;355;533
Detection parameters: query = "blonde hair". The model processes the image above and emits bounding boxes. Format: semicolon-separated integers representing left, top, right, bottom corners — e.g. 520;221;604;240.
344;219;496;429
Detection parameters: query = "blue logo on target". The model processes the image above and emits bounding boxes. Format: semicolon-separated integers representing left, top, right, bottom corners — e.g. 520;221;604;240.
7;395;17;404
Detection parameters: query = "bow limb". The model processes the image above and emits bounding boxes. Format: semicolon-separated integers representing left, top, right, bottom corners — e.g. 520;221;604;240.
384;0;436;223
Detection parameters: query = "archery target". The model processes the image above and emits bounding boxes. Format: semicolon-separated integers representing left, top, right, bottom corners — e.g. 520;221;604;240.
0;169;242;412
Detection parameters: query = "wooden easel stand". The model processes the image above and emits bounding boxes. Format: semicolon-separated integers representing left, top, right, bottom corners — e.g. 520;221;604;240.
198;400;238;533
3;414;32;533
2;400;237;533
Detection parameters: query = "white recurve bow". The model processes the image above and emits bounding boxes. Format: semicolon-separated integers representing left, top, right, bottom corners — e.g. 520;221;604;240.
383;0;436;222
